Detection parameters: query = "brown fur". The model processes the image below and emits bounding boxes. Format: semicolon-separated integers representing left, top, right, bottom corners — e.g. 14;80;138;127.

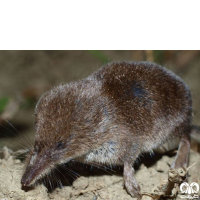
21;61;193;198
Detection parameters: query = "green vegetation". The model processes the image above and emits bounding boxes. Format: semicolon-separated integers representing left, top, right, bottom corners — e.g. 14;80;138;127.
88;50;110;63
153;50;164;65
0;97;9;114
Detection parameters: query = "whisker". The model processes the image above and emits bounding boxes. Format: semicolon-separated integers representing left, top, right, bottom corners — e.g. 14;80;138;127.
59;165;80;179
42;176;46;187
0;124;29;148
88;162;114;175
0;117;33;146
3;117;33;147
55;167;71;185
54;171;63;189
60;167;78;180
50;172;56;190
72;159;115;175
48;173;53;191
0;130;30;151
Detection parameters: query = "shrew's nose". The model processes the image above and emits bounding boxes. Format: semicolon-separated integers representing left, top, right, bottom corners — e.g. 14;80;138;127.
21;175;31;186
21;166;36;186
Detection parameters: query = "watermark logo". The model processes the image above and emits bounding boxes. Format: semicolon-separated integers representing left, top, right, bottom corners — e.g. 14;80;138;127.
179;182;199;199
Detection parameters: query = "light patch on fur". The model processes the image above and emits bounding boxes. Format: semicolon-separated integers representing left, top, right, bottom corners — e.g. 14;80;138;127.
84;141;119;165
30;153;37;165
142;113;185;153
156;137;180;153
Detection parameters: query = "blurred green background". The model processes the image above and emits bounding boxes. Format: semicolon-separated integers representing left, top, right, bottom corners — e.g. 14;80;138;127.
0;50;200;151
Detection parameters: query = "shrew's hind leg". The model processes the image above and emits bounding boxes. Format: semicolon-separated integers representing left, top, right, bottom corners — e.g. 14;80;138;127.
171;134;190;169
158;135;191;197
141;135;191;199
123;161;142;199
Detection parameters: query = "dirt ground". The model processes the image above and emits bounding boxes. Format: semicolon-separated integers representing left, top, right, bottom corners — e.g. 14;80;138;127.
0;147;200;200
0;51;200;200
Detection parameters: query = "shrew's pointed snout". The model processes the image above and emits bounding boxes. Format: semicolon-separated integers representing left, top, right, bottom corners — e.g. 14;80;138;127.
21;152;52;187
21;166;36;186
21;175;31;186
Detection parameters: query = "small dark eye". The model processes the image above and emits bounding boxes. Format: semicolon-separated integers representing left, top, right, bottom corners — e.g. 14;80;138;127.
57;141;64;150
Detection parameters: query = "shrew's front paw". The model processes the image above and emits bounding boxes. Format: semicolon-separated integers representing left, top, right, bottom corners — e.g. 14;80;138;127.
123;161;142;199
124;176;142;199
